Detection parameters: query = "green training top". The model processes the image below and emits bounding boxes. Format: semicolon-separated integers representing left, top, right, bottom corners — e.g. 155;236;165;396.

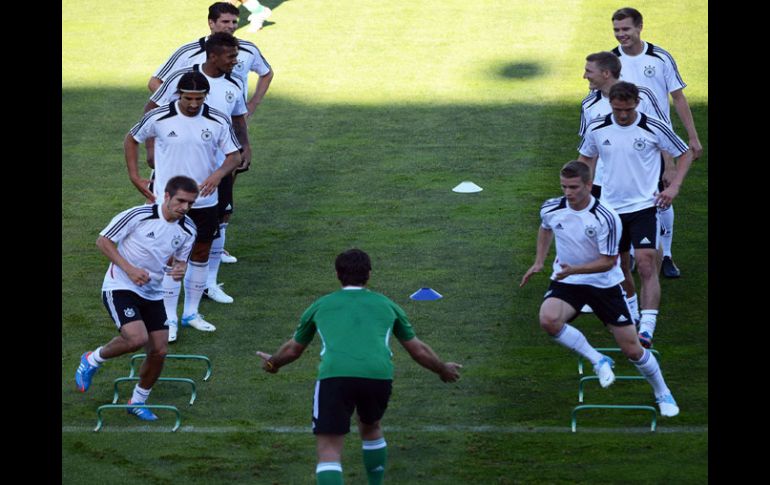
293;288;417;380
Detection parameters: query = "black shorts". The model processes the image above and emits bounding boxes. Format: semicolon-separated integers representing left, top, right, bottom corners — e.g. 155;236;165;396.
618;206;659;252
544;281;633;327
217;173;234;219
187;205;220;243
312;377;393;435
102;290;168;333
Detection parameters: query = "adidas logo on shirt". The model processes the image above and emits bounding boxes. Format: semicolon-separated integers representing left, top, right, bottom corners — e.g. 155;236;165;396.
555;223;564;230
168;131;178;137
145;232;156;239
602;139;612;146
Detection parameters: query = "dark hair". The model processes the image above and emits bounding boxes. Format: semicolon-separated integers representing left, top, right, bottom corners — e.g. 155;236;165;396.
208;2;240;21
560;161;592;184
608;81;639;103
585;51;621;79
176;71;210;94
205;31;240;57
335;249;372;286
165;175;200;197
612;7;643;27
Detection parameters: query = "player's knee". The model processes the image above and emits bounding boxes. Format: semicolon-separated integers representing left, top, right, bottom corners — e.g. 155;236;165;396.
539;315;562;335
148;346;167;360
126;334;148;351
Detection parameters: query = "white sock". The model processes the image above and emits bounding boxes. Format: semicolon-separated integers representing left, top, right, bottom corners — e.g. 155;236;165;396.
162;268;181;322
639;309;658;336
552;324;603;365
659;205;674;258
630;349;670;398
88;347;105;366
207;224;226;287
131;384;152;404
626;294;640;322
183;261;209;318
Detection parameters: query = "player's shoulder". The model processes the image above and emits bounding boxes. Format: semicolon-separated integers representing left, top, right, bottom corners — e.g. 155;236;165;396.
586;113;613;132
541;196;566;213
237;38;260;52
203;104;232;124
581;89;601;108
179;215;197;236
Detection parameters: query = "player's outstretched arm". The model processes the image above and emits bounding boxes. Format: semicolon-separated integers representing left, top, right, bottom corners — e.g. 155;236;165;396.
520;227;553;288
399;337;462;383
256;339;307;374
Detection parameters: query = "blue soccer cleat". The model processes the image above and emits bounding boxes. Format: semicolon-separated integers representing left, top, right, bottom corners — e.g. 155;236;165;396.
638;331;653;349
126;399;158;421
75;352;99;392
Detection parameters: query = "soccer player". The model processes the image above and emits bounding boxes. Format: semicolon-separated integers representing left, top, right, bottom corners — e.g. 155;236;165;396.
577;82;694;349
125;71;242;342
578;50;667;317
148;32;250;306
611;7;702;278
520;160;679;418
74;176;199;421
256;249;462;485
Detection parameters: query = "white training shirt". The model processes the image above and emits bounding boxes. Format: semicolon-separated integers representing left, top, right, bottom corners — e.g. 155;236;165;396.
578;112;688;214
578;85;668;186
129;101;241;208
153;36;271;102
540;195;624;288
613;41;686;118
100;204;197;300
150;64;247;118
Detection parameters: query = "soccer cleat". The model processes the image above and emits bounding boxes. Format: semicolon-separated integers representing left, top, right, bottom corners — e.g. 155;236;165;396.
220;250;237;264
247;6;272;32
75;352;100;392
126;399;158;421
638;331;653;349
661;256;681;278
656;393;680;417
167;319;178;343
181;313;216;332
204;283;234;304
593;356;616;388
580;304;594;313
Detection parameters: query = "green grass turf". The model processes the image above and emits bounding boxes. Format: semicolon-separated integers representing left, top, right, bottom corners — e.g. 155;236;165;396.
63;0;707;482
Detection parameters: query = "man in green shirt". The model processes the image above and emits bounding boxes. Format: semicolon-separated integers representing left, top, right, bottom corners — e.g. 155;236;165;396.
257;248;462;485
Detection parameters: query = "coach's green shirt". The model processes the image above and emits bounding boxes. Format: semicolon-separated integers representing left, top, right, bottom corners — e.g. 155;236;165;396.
293;288;417;380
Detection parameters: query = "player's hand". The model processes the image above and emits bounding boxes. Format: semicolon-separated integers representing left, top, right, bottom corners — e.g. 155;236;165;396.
655;186;679;209
130;177;155;202
520;264;543;288
256;351;278;373
555;263;573;280
689;138;703;160
199;174;222;197
127;266;151;286
167;261;187;281
439;362;462;382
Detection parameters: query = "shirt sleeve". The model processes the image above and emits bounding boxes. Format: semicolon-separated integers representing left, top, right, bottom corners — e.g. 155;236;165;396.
218;118;242;154
249;48;272;76
293;301;319;345
596;206;622;256
99;207;146;243
391;301;416;341
150;69;183;105
577;130;598;158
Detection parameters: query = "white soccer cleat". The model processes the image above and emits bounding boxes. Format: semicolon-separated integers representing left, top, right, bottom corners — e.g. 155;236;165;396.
205;283;234;303
220;250;238;264
247;7;271;32
181;313;216;332
656;393;680;417
167;319;178;343
593;356;616;388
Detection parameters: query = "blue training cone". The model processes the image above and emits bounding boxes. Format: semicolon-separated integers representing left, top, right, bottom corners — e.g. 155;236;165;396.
410;287;443;300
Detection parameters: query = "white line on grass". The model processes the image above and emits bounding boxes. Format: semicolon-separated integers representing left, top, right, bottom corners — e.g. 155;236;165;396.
62;424;708;434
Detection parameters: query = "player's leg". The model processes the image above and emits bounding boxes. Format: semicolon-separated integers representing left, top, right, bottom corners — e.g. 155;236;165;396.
313;378;354;485
162;257;181;343
127;301;168;421
76;290;149;392
617;213;640;323
659;204;680;277
629;208;662;347
181;206;218;332
205;174;234;303
355;379;392;485
539;284;614;387
316;435;345;485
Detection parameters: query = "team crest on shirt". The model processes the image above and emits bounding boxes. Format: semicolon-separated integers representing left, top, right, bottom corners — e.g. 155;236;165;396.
124;307;136;318
584;225;597;238
171;235;183;249
201;129;213;141
235;60;244;72
226;91;235;103
643;65;656;77
633;138;646;151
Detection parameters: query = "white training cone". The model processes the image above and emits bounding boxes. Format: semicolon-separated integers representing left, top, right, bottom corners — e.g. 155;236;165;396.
452;181;483;193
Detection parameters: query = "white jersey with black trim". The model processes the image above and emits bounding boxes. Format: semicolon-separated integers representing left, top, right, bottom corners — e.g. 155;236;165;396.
153;36;271;101
578;86;669;186
100;204;197;300
129;101;241;208
151;64;247;118
540;196;624;288
612;41;686;118
578;112;688;214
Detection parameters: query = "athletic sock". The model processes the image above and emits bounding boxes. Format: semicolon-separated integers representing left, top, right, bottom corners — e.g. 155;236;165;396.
88;347;105;366
552;324;603;365
182;261;209;318
659;205;675;258
162;268;181;322
207;224;226;288
630;348;670;398
316;462;343;485
130;384;151;404
639;309;658;336
362;438;387;485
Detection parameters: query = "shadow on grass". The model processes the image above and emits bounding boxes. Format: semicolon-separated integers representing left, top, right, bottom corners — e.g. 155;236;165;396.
496;61;546;80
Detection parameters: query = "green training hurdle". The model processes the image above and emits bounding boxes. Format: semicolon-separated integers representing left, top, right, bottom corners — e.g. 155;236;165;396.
94;404;182;432
112;377;197;405
129;353;212;381
578;375;648;403
571;404;657;432
577;347;661;375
